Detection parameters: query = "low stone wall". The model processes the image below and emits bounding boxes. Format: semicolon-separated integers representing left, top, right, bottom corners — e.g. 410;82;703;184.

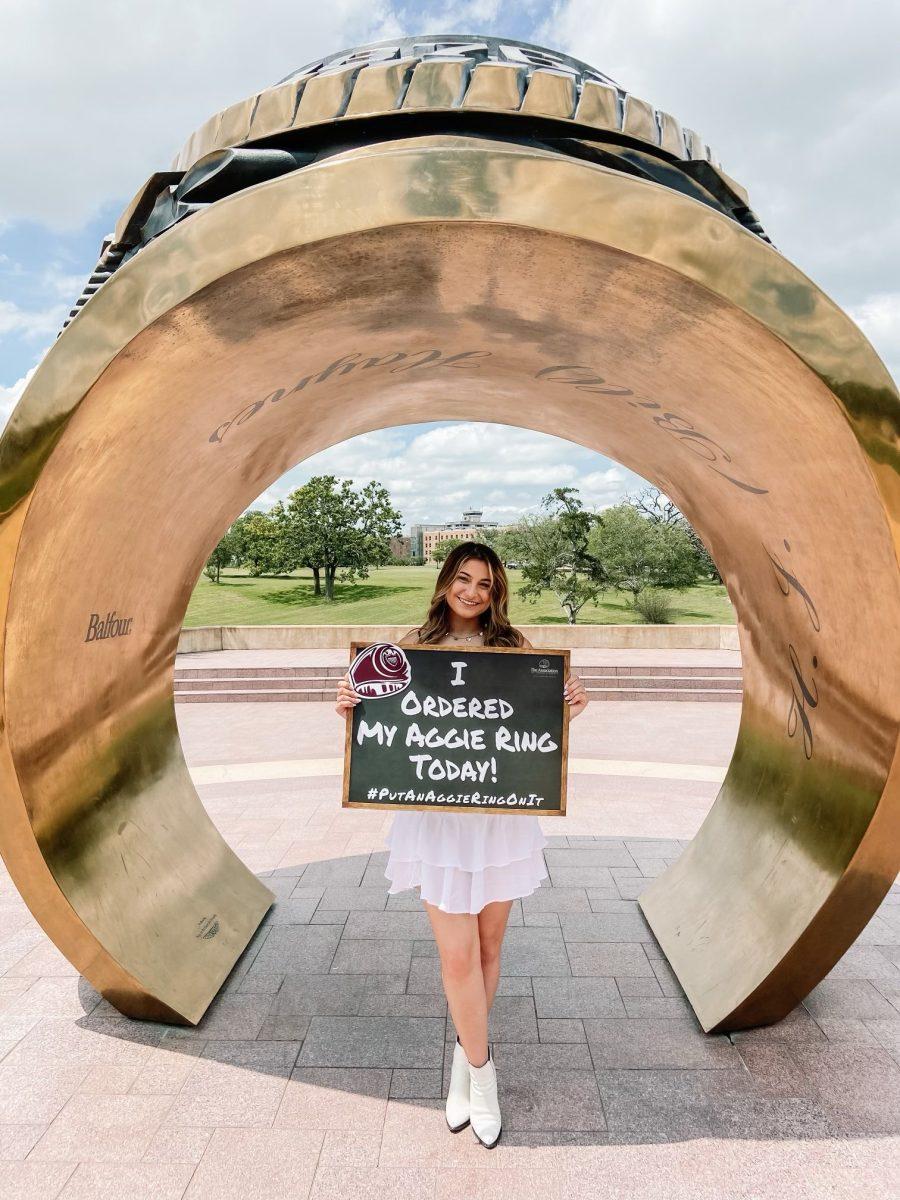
177;624;740;653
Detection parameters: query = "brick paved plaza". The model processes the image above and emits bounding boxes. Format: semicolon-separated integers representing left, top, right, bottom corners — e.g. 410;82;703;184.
0;650;897;1198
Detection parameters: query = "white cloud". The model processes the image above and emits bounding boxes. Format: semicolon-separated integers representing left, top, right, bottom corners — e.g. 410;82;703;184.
0;2;397;229
393;0;502;30
847;291;900;382
39;266;88;302
248;489;282;510
540;1;900;307
0;300;66;340
254;421;647;527
3;3;896;323
0;364;38;428
4;8;895;522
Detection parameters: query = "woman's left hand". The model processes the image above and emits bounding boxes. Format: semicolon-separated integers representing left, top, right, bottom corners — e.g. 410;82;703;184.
564;671;589;718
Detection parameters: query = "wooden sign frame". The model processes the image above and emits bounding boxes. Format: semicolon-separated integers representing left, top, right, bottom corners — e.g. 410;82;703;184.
342;641;570;816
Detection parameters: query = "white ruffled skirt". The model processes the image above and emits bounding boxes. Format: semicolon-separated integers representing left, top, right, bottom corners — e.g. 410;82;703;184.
383;810;549;914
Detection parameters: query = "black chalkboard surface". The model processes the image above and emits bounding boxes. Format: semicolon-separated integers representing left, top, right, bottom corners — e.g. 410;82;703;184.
342;642;569;816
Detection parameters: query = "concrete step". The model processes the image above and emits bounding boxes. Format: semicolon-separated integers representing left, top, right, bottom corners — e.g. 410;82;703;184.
174;665;347;679
586;676;741;690
172;656;744;704
174;684;743;704
172;660;744;704
174;664;742;682
176;688;335;703
588;688;743;702
175;674;338;691
173;673;742;694
582;665;742;677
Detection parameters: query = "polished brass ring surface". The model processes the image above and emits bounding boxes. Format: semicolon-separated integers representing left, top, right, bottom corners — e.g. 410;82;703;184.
1;43;898;1029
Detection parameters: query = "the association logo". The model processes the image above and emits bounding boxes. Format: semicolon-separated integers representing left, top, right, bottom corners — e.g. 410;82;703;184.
349;643;412;699
531;656;559;677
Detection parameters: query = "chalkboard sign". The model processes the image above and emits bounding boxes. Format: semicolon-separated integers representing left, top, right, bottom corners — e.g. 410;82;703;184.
342;642;569;816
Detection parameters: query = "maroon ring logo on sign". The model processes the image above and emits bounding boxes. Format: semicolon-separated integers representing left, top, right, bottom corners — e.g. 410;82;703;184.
349;643;412;699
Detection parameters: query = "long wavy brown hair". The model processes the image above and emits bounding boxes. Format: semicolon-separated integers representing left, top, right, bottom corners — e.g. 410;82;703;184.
416;541;524;647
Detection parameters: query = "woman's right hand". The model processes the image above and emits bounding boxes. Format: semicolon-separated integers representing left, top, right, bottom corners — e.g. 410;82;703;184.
334;672;362;717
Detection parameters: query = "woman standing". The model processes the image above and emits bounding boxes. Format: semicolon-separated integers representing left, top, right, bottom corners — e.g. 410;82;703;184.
335;541;588;1148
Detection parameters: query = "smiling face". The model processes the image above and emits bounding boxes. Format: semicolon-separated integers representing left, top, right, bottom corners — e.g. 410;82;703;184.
446;556;493;624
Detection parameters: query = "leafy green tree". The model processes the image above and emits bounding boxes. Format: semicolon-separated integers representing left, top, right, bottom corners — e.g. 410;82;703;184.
204;525;241;583
432;537;464;564
448;525;518;564
470;526;503;552
626;485;720;582
514;488;606;624
355;479;403;572
226;513;253;563
269;499;320;590
588;504;698;604
229;511;281;577
279;475;402;601
487;527;521;566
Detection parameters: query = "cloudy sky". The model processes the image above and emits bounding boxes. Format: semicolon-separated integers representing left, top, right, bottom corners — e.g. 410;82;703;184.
2;1;897;529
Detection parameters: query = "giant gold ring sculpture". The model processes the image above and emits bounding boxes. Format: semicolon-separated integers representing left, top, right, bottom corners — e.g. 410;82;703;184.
1;35;898;1029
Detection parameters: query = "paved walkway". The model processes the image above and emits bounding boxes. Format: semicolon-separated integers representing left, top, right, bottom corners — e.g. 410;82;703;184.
0;664;897;1198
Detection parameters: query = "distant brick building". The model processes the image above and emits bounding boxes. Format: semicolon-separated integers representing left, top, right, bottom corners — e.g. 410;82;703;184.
410;509;501;563
407;523;443;559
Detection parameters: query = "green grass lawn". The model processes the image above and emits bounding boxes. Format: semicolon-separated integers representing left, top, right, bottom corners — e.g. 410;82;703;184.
184;566;735;627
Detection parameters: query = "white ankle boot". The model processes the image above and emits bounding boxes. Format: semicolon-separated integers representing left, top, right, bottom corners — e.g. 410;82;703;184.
445;1036;470;1132
468;1048;501;1148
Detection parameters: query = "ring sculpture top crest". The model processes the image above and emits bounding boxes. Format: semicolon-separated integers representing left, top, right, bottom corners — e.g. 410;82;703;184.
0;33;897;1029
